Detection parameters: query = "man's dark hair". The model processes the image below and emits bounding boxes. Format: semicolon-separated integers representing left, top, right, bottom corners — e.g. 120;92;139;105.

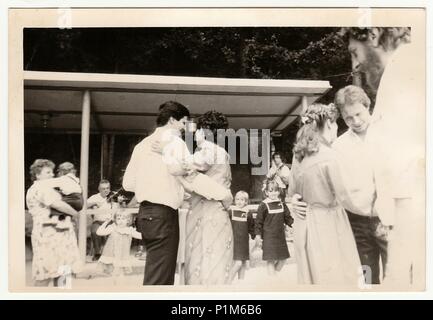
156;101;190;127
272;152;285;162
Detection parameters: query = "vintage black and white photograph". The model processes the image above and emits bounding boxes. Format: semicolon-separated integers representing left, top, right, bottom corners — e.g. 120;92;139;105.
8;7;426;291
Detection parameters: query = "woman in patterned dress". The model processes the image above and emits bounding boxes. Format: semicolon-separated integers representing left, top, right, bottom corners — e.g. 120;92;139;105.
184;111;234;285
26;159;82;286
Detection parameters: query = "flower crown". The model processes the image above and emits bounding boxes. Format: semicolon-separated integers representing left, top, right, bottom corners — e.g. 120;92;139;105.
300;103;338;125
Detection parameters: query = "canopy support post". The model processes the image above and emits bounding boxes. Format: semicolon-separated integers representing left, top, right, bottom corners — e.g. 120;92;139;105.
78;90;91;262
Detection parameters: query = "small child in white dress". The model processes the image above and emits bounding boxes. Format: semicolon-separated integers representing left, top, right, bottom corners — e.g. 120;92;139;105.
96;210;142;277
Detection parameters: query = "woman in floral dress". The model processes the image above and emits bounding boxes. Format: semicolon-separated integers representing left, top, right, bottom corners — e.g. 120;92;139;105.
26;159;82;286
184;111;234;285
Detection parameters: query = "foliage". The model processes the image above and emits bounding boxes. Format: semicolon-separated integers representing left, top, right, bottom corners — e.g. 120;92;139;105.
25;28;349;78
24;27;358;165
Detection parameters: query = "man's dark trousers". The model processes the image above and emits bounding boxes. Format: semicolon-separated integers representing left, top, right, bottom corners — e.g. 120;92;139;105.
91;220;107;256
346;210;388;284
136;201;179;285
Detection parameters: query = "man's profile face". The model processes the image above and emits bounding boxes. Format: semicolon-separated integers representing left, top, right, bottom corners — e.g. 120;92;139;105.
273;155;282;166
348;38;384;97
348;38;369;72
341;102;371;134
99;183;111;198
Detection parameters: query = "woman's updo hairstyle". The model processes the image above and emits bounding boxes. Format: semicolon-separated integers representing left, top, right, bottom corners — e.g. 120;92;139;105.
293;103;339;162
197;110;229;142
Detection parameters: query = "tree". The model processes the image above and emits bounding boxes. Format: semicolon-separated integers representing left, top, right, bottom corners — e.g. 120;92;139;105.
24;27;364;195
24;28;349;77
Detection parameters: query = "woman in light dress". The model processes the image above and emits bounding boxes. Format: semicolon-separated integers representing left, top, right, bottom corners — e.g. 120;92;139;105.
289;104;364;286
26;159;82;286
183;111;234;285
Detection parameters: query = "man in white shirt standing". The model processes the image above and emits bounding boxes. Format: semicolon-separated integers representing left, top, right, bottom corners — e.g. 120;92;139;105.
333;85;388;284
87;179;114;261
123;101;190;285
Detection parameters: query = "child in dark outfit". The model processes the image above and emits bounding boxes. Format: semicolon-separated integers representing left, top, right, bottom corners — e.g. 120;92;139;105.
255;180;293;276
229;191;255;281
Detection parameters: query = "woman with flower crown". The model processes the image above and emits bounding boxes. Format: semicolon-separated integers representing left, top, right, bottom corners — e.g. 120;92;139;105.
289;103;363;286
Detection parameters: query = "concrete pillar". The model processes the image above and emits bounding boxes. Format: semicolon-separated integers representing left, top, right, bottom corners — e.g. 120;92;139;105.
78;90;91;262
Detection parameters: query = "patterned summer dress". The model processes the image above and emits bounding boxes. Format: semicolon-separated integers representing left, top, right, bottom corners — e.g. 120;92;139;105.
26;181;82;282
184;141;234;285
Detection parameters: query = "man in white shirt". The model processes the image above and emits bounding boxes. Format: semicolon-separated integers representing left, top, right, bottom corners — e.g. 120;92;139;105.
123;101;190;285
333;85;388;284
266;152;291;200
87;179;114;260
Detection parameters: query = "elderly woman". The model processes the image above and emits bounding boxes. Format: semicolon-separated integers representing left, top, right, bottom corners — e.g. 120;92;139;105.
26;159;82;286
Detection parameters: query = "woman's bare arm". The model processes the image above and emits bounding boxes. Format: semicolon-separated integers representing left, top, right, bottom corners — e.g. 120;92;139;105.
50;200;78;218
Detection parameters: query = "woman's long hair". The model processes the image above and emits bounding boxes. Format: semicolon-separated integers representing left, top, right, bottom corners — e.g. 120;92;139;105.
293;103;339;162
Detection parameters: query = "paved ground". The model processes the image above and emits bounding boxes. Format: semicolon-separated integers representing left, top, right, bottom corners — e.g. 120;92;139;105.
26;241;298;289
